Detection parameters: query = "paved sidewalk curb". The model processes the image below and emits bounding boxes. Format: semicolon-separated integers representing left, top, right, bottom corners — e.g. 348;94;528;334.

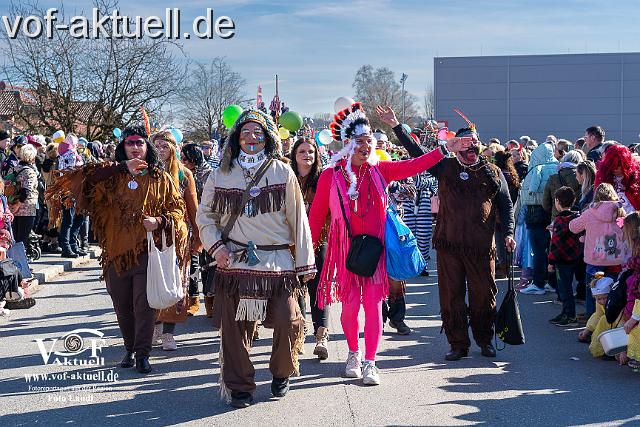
27;247;102;296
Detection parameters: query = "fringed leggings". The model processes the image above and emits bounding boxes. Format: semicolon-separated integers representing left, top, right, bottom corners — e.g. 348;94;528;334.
340;281;383;361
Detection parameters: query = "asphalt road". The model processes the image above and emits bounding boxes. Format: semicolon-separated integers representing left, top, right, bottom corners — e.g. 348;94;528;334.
1;257;639;426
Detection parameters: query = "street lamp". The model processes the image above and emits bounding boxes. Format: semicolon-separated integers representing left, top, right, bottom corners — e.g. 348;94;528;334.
400;73;408;124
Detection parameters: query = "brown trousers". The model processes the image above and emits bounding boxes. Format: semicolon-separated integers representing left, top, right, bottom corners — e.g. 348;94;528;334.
436;250;497;350
105;253;155;359
218;291;304;394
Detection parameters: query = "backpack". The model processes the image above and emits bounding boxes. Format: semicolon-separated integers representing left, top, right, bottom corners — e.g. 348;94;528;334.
605;269;632;324
384;204;426;280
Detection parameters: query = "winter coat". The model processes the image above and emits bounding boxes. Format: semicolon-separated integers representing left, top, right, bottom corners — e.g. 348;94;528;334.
569;201;626;266
519;143;558;206
12;162;39;217
542;165;581;219
57;150;83;171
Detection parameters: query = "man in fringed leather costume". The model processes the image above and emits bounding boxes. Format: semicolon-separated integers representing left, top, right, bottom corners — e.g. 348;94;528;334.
196;110;316;408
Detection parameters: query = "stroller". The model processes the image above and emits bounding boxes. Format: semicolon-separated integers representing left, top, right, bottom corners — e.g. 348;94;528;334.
25;231;42;261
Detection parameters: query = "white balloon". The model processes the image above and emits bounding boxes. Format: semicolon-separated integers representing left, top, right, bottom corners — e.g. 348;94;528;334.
334;97;355;113
318;128;333;146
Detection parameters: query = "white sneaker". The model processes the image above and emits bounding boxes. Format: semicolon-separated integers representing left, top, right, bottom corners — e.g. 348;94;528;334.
152;324;162;346
161;333;177;351
544;284;555;293
362;361;380;385
345;351;362;378
0;301;9;316
519;284;545;295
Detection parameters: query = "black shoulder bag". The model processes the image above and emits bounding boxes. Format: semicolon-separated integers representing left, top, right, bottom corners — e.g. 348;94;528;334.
495;253;525;347
336;177;383;277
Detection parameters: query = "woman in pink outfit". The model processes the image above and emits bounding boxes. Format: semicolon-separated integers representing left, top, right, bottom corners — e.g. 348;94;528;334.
308;103;460;385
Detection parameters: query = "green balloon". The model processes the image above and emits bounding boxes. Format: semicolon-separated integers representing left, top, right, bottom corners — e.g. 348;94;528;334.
279;111;303;132
223;105;243;129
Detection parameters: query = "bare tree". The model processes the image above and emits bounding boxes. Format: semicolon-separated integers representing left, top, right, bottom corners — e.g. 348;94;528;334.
177;57;247;141
352;65;418;135
423;84;435;120
1;0;187;139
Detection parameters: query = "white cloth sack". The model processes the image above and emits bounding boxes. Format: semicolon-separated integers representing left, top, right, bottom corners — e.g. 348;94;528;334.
146;227;183;309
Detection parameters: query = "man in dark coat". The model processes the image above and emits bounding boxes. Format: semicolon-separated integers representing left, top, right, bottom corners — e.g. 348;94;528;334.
377;107;515;361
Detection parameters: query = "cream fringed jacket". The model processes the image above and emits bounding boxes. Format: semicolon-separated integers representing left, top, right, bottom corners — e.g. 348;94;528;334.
196;158;316;317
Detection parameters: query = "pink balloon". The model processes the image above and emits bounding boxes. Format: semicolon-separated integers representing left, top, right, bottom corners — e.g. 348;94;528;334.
437;128;450;141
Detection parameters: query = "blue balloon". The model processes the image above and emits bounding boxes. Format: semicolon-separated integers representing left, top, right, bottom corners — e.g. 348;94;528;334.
401;123;411;134
315;132;322;145
170;128;183;144
113;128;121;138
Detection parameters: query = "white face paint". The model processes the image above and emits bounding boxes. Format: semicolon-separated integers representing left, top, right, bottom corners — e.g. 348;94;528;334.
240;122;266;154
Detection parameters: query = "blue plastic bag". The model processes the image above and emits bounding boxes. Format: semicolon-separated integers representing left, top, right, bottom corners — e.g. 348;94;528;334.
385;204;425;281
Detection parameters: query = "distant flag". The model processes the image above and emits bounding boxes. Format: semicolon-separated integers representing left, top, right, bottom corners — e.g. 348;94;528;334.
256;84;263;109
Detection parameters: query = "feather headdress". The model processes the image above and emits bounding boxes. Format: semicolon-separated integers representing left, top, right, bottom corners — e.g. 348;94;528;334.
328;102;377;198
329;102;372;142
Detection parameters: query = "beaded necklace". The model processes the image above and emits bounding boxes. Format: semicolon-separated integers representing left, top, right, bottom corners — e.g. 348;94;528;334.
341;164;372;214
455;155;484;180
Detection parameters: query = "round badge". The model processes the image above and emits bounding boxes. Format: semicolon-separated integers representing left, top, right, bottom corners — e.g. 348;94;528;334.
64;333;83;353
249;186;262;198
128;180;138;190
459;171;469;181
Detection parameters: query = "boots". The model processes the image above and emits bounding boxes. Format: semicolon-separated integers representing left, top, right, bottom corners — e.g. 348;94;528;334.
80;238;89;253
204;296;213;318
313;326;329;360
187;296;200;316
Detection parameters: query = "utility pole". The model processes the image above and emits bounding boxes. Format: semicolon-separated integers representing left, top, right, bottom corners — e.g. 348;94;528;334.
400;73;408;123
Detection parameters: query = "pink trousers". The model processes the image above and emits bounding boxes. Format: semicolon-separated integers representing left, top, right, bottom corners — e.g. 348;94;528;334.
340;281;383;361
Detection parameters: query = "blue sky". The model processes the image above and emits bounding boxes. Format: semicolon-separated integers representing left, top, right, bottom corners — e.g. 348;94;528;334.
2;0;640;116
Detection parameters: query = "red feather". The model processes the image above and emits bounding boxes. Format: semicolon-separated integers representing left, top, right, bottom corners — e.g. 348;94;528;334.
453;108;475;130
140;106;151;137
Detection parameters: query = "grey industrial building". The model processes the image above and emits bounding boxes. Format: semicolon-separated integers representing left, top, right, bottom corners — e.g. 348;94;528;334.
434;52;640;145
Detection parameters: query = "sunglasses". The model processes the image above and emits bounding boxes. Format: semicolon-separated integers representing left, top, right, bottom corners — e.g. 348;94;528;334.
125;139;146;147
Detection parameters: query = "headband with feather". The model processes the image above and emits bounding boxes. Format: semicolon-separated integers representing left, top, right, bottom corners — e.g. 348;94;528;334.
453;108;479;139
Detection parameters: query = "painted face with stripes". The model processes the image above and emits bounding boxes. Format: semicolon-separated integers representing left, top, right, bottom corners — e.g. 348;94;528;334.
239;122;266;154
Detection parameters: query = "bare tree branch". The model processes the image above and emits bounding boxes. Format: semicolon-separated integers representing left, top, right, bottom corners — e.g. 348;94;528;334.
352;65;419;138
0;0;187;140
177;57;247;141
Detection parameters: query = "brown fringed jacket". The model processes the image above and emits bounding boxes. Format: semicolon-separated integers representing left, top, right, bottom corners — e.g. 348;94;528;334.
46;162;188;274
391;124;514;260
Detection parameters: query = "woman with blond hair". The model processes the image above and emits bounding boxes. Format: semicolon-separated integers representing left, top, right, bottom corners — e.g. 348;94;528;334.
150;130;201;351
